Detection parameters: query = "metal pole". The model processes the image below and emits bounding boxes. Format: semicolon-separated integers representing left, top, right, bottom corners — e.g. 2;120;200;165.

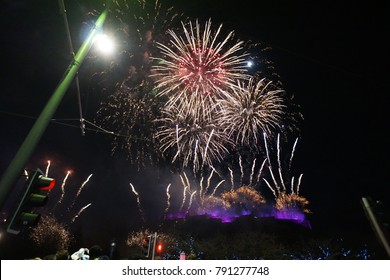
152;232;158;260
58;0;86;136
0;9;108;209
361;197;390;258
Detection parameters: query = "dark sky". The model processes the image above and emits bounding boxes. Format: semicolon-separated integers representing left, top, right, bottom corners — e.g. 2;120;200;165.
0;0;389;257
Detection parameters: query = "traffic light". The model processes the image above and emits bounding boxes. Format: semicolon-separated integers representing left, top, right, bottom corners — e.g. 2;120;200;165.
142;235;152;258
156;243;163;254
6;168;55;234
153;238;164;260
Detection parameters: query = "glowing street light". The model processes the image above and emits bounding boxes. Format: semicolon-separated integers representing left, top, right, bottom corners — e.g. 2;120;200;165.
94;33;115;55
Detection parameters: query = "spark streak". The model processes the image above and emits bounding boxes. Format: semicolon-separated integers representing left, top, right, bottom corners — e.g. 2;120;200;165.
255;158;267;185
228;167;234;191
76;174;93;198
289;138;299;171
71;203;92;223
130;183;145;223
57;171;71;205
249;158;256;187
164;183;171;216
277;134;286;192
186;191;197;213
210;180;225;197
45;160;51;177
179;185;188;212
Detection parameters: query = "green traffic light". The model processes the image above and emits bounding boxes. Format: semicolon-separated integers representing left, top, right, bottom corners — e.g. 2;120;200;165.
19;212;40;226
29;193;48;207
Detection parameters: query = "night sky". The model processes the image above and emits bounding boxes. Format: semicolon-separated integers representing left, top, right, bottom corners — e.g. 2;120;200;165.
0;0;389;258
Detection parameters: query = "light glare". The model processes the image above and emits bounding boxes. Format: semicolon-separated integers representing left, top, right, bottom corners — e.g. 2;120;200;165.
94;34;114;54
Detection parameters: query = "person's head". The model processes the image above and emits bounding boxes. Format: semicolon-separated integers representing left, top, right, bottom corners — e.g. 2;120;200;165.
89;245;103;260
55;249;69;260
43;254;56;260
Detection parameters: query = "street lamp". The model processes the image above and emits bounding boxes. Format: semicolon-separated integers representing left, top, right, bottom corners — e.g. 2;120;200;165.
0;9;108;210
94;33;115;55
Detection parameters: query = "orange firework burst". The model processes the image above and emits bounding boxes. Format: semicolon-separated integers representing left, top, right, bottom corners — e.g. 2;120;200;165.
275;192;310;214
221;185;266;209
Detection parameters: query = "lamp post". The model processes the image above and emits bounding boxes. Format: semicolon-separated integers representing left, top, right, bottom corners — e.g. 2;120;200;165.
0;9;108;209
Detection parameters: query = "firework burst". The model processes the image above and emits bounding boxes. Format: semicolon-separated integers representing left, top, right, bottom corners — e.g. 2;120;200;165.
29;215;72;254
275;192;310;214
88;0;184;93
152;19;250;112
96;83;163;167
217;77;286;150
221;185;267;210
154;103;232;173
93;0;184;165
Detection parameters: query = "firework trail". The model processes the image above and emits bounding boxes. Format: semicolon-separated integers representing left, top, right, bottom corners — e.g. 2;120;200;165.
186;191;197;213
261;134;309;213
179;185;189;212
130;183;145;223
57;171;71;205
263;134;281;196
152;19;249;112
239;155;244;186
263;178;277;198
289;137;299;171
192;139;199;174
71;203;92;223
286;173;305;198
202;129;214;169
45;160;51;177
228;167;234;191
176;170;227;212
67;173;93;211
277;134;287;192
164;183;171;217
199;176;204;199
248;158;256;186
76;174;93;198
210;180;225;197
205;168;215;195
255;158;267;185
182;172;191;192
263;132;271;165
296;173;303;194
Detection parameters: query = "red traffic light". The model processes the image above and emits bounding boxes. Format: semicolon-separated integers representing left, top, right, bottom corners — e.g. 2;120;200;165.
156;243;163;253
35;175;56;191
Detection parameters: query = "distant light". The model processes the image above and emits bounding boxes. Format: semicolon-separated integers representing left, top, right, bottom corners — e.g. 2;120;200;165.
94;34;115;55
246;60;254;67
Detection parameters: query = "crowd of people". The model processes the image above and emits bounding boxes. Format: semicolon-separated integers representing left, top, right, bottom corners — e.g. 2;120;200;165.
35;245;110;260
